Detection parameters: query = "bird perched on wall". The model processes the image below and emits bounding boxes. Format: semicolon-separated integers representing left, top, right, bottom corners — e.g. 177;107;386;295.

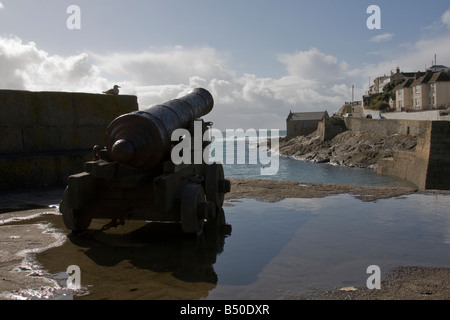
103;85;121;95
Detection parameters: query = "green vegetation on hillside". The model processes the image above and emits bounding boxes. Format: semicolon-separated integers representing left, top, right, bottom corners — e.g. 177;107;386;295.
365;79;405;111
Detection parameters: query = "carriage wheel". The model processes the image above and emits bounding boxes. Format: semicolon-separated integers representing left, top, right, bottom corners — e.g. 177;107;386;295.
60;186;92;232
205;206;226;229
204;163;229;208
180;184;207;234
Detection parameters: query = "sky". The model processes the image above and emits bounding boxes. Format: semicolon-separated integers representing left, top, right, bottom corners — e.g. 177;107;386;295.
1;0;450;130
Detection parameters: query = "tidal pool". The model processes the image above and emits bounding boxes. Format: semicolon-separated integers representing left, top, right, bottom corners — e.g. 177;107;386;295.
209;193;450;299
31;192;450;300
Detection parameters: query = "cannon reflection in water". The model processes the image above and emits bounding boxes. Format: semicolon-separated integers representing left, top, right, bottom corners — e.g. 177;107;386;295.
60;88;231;235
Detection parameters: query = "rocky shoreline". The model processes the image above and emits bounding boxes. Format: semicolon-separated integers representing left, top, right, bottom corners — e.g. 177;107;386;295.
225;178;419;202
278;129;417;169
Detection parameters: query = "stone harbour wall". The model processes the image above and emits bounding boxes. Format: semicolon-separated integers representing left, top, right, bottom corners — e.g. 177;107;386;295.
316;116;448;190
376;121;450;190
344;117;431;138
425;121;450;190
0;90;138;191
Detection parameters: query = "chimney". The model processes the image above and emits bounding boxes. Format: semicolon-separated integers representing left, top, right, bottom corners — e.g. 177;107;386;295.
396;67;400;74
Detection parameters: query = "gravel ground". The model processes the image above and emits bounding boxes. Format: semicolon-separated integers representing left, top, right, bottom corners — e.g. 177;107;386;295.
288;266;450;300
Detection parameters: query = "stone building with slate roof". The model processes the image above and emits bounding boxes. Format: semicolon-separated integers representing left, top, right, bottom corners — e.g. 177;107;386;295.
286;111;329;140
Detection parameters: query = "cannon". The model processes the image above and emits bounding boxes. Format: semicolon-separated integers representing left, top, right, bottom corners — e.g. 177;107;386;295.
60;88;231;235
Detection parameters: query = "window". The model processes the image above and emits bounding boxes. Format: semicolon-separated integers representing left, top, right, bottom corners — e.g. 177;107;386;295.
398;89;403;96
429;96;435;106
415;86;420;94
429;84;435;93
415;98;420;107
398;101;403;108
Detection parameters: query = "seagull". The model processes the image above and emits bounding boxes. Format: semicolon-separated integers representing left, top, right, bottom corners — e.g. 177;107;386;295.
103;85;121;95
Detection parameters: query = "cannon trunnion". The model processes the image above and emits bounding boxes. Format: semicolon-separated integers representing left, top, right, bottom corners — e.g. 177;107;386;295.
60;88;231;235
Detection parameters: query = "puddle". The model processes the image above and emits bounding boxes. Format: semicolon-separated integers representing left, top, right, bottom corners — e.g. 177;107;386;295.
0;209;89;300
6;193;450;300
209;193;450;299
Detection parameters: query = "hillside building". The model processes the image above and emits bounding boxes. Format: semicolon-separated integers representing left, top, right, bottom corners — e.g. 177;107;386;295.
286;111;329;140
395;70;450;111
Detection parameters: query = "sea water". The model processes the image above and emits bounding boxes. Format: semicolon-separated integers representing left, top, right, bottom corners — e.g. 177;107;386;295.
218;130;416;188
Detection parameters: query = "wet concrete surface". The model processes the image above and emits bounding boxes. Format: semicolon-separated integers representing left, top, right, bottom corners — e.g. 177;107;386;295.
37;218;224;299
0;187;70;299
0;213;68;299
0;187;227;299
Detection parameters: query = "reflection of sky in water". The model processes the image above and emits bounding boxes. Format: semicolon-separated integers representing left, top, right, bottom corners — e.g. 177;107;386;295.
208;193;450;299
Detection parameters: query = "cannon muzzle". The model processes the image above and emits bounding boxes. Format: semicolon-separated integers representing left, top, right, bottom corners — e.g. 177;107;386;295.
105;88;214;170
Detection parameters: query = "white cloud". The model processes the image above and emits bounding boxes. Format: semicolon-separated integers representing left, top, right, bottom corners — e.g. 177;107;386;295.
348;30;450;104
0;36;109;92
0;2;4;9
0;36;358;129
368;33;450;75
278;48;356;86
89;45;356;129
442;9;450;28
91;47;234;86
7;31;450;130
370;33;394;43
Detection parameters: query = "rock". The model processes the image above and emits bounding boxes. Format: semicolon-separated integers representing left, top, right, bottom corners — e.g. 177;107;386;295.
279;130;417;169
339;286;358;292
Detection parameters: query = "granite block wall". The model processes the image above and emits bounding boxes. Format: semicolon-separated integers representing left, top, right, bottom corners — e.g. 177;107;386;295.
0;90;138;190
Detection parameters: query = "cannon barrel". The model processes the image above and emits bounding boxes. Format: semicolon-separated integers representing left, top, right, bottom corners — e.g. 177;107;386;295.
105;88;214;170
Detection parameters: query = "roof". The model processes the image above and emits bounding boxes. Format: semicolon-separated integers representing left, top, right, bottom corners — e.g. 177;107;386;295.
287;111;329;121
395;78;414;90
399;72;416;78
411;71;435;86
428;71;450;83
374;75;390;81
428;65;448;70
